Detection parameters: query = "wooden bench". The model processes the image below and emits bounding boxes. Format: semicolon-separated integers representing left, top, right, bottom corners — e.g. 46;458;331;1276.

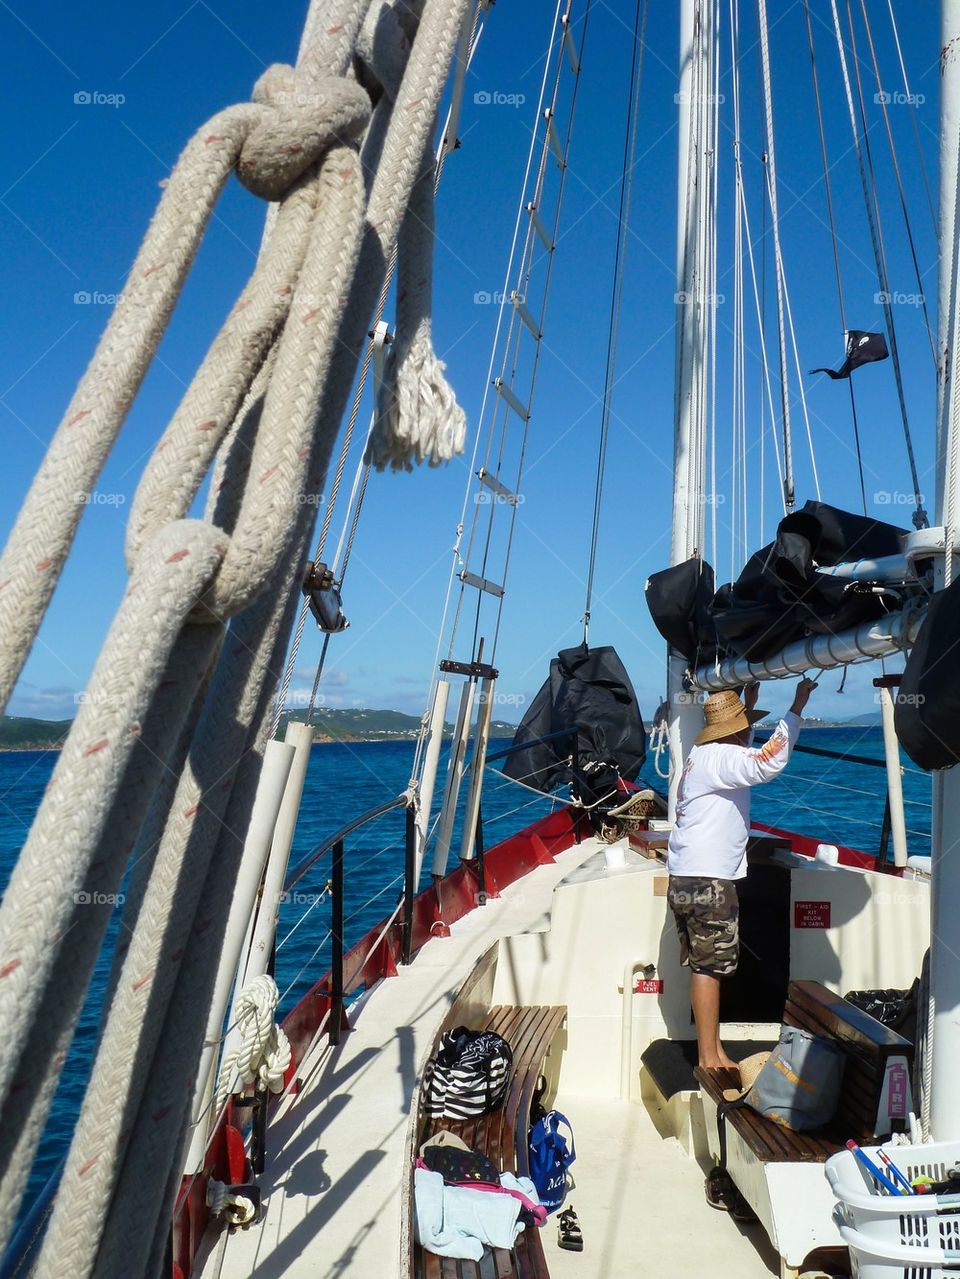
413;1003;567;1279
696;980;913;1277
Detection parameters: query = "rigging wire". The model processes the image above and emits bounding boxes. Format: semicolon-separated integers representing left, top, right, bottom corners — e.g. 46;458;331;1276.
857;0;936;366
886;0;937;237
708;0;721;574
829;0;927;529
582;0;648;643
802;0;868;514
468;0;593;669
274;3;488;735
727;38;787;525
755;0;795;513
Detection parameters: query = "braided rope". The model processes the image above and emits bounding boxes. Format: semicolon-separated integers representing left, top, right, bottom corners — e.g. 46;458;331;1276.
0;0;473;1272
214;975;291;1107
33;144;366;1279
367;154;466;470
0;104;254;714
206;1179;257;1228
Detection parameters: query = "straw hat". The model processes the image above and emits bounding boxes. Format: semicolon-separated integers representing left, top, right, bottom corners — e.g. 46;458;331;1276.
721;1051;771;1102
695;690;768;746
419;1130;470;1157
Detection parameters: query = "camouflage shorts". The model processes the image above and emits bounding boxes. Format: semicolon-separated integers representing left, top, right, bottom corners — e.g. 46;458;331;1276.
667;877;740;977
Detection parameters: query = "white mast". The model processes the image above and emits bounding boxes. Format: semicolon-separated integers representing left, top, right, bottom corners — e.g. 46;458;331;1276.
928;0;960;1139
668;0;711;818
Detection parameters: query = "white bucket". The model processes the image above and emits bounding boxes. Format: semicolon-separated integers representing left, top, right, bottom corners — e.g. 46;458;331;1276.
603;842;627;870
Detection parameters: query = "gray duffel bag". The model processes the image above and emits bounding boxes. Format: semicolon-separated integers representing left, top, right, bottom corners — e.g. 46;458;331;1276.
736;1026;845;1131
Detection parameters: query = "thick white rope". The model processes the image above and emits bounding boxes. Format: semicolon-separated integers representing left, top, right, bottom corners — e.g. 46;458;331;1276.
32;142;367;1279
0;520;226;1126
214;975;292;1107
367;153;467;470
15;3;472;1275
206;1179;257;1228
0;102;253;714
0;622;222;1243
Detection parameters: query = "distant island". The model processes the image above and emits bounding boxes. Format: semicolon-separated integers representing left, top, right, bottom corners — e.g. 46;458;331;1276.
1;704;884;752
0;708;523;752
757;712;884;730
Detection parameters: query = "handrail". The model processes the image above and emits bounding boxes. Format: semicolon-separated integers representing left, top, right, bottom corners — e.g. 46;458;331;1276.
284;793;409;892
753;734;887;770
483;727;576;766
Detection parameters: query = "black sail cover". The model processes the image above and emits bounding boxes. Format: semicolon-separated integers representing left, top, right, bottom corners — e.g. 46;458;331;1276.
645;502;909;664
645;557;716;661
502;644;646;795
895;576;960;770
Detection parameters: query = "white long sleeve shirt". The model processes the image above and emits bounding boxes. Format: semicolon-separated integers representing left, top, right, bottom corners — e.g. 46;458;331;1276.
666;712;802;881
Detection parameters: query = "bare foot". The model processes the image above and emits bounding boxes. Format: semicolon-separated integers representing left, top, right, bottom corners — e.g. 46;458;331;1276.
698;1051;739;1072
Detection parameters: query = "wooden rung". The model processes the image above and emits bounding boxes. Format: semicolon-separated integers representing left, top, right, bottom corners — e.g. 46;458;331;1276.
511;291;540;339
544;108;565;168
493;378;530;422
561;14;580;74
527;202;553;252
460;571;505;598
477;468;519;505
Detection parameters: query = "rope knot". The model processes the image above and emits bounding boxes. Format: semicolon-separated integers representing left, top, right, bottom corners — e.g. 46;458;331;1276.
236;64;371;201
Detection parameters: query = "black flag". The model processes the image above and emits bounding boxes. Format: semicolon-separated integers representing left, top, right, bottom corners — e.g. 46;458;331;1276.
809;330;889;380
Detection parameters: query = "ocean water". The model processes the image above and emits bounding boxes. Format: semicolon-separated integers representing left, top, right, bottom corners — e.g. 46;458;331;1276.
0;727;931;1225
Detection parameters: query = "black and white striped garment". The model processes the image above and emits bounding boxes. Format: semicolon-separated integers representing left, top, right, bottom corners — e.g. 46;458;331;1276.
422;1026;513;1119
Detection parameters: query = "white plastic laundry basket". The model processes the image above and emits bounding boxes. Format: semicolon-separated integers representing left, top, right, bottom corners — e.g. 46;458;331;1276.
836;1219;960;1279
825;1141;960;1262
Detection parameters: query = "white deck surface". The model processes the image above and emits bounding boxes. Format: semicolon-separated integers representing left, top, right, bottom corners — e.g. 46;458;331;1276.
542;1096;777;1279
195;837;600;1279
194;836;778;1278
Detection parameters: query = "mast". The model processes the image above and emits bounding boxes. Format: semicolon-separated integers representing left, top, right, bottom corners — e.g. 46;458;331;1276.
668;0;711;818
928;0;960;1139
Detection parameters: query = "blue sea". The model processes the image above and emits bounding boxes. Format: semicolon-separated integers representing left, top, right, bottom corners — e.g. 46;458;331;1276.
0;728;931;1226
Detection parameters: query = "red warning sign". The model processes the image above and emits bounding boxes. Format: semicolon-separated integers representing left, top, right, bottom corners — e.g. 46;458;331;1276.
634;978;664;994
794;900;831;929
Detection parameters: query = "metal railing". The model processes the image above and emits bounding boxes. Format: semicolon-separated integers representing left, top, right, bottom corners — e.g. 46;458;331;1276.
753;732;922;868
282;793;417;1046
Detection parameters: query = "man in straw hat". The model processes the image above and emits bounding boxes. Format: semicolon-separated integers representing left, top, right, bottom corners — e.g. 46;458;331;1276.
667;677;818;1071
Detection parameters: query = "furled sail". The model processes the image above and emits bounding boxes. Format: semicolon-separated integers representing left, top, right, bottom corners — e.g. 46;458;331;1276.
503;644;646;801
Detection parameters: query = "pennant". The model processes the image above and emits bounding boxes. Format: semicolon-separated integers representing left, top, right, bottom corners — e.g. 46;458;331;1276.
809;330;889;380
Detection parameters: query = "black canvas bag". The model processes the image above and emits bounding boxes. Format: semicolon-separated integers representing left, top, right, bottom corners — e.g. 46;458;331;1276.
422;1027;513;1120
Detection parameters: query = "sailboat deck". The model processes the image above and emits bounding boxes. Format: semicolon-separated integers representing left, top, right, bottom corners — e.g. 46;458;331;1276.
193;837;601;1279
540;1095;777;1278
192;835;809;1279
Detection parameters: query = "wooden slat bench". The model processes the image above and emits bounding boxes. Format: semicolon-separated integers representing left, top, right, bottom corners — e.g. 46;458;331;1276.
413;1003;567;1279
696;980;913;1277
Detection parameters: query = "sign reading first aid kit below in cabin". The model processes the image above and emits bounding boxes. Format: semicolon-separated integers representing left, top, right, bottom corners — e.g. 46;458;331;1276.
794;900;832;929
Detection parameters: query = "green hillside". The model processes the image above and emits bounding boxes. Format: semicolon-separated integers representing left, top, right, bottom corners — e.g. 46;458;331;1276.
282;707;519;742
0;708;522;751
0;716;72;750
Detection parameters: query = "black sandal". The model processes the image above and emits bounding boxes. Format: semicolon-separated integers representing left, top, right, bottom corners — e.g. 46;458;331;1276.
705;1167;734;1210
557;1205;583;1252
704;1169;756;1223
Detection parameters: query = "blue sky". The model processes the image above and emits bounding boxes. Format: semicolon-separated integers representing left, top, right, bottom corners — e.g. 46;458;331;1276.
0;0;943;726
